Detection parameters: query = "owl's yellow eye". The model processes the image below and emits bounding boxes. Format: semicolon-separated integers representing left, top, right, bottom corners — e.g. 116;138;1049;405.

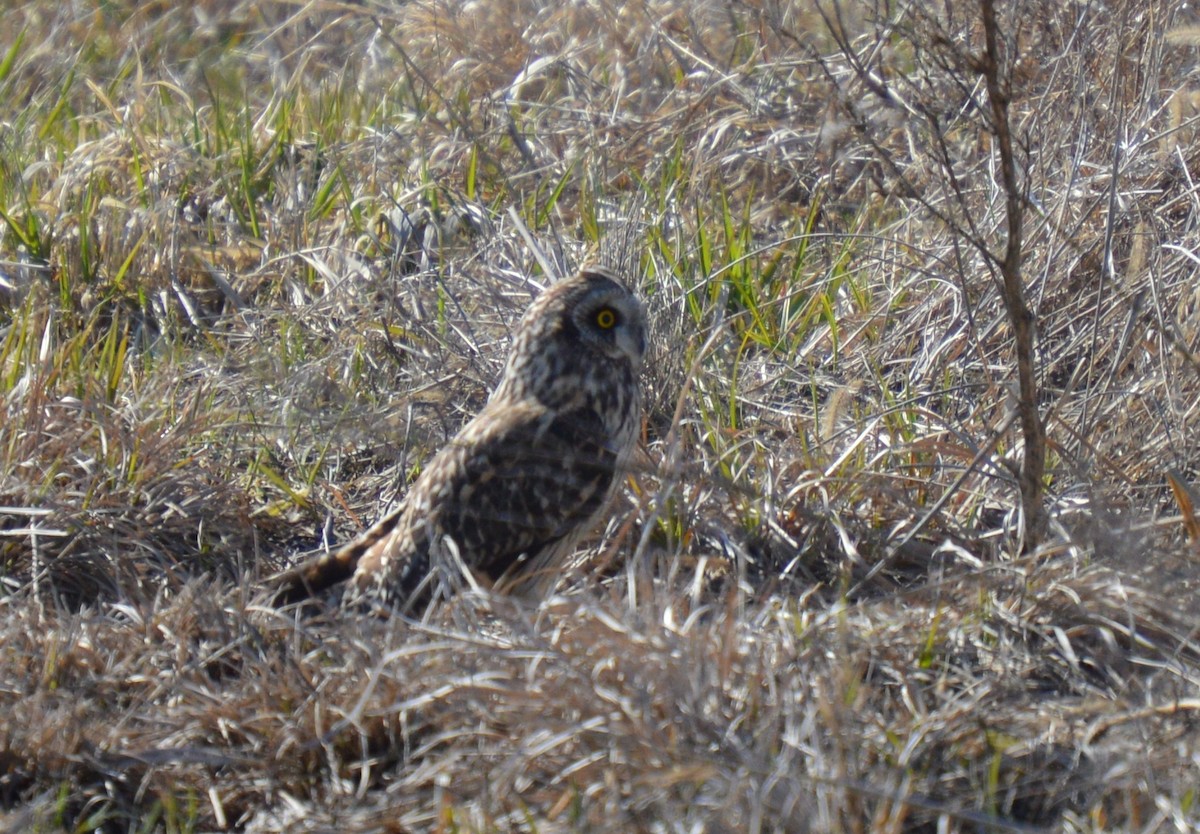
595;307;617;329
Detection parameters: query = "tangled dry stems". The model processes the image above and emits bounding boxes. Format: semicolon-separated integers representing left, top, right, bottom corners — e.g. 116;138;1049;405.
3;550;1195;832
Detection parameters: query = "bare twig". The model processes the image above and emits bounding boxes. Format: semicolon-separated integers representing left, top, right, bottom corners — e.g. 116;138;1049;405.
977;0;1047;545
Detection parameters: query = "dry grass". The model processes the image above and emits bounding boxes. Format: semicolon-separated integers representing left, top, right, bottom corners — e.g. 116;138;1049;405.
2;0;1200;831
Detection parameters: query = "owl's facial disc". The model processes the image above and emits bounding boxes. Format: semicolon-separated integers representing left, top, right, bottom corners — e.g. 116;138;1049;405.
578;291;646;370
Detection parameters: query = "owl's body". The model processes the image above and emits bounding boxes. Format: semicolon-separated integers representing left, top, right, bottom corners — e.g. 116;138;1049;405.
273;266;646;612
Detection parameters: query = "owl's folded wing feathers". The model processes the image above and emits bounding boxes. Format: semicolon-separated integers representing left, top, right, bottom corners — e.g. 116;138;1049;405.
438;404;619;579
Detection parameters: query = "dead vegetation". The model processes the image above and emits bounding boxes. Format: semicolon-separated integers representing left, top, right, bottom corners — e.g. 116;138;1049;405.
2;0;1200;831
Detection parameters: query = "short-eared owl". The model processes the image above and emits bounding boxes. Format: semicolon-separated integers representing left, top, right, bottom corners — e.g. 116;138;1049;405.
273;265;646;612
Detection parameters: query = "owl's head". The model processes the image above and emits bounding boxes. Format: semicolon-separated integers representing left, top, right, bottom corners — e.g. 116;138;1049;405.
515;266;646;367
555;266;647;370
495;265;647;407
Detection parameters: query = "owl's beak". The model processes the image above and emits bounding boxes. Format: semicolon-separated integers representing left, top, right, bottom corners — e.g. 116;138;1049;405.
618;327;647;370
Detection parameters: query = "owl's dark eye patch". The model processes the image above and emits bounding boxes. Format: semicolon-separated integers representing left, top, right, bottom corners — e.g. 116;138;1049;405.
595;307;618;329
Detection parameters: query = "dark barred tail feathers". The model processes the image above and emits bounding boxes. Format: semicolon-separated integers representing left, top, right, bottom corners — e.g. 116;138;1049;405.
267;505;404;605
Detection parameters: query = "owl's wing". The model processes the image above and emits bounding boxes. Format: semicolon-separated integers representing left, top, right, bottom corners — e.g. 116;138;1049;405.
442;403;622;580
351;401;622;601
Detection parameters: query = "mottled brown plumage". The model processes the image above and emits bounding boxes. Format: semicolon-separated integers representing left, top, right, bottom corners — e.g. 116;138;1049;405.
271;265;646;613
